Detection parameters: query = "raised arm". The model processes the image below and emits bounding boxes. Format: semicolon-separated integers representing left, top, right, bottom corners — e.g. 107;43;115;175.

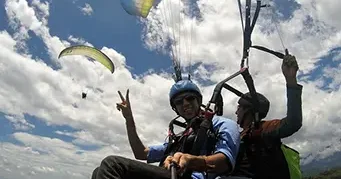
116;89;149;160
262;54;303;138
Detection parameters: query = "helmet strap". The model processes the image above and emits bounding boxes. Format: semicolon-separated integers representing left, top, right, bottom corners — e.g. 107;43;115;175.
172;107;179;115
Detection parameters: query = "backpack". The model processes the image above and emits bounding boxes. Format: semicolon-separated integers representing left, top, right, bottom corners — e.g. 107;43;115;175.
281;144;302;179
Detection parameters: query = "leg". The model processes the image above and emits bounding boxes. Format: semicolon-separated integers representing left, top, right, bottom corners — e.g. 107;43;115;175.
94;155;171;179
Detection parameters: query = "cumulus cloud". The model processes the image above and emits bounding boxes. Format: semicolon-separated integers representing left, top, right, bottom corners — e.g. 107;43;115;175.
55;130;108;146
0;133;124;179
1;0;341;178
67;35;92;46
0;0;174;178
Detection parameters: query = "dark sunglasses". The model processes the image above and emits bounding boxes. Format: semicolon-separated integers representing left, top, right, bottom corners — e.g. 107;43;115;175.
173;95;197;106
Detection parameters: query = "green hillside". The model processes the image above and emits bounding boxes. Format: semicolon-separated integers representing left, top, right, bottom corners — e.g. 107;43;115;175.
303;167;341;179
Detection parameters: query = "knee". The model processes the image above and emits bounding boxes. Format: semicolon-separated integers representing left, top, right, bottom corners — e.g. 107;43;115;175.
100;155;124;167
91;167;99;179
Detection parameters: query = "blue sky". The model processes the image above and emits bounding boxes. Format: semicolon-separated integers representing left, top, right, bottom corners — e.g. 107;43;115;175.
1;0;341;178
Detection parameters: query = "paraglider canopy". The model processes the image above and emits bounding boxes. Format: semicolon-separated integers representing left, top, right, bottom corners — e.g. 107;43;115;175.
58;45;115;73
120;0;155;18
58;45;115;99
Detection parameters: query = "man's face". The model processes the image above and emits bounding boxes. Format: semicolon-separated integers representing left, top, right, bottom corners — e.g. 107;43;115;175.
173;92;200;120
235;105;251;128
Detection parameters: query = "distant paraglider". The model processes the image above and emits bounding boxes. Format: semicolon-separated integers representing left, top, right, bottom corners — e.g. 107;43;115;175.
58;45;115;73
58;45;115;99
120;0;154;18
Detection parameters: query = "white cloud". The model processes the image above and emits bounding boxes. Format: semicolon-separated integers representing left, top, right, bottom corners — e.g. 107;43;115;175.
0;31;17;50
0;133;123;179
1;0;341;178
32;0;49;25
5;114;35;131
5;0;43;32
67;35;92;46
55;130;108;146
80;3;93;16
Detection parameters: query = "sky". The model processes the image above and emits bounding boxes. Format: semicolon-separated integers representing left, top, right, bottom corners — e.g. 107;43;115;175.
0;0;341;178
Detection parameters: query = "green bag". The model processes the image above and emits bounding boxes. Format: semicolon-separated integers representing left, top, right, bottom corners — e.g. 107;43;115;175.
281;144;302;179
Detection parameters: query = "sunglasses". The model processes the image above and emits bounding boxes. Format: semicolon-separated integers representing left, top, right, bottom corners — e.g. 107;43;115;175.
173;94;197;106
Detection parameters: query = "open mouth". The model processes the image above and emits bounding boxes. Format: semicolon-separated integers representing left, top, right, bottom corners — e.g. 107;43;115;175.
184;108;193;113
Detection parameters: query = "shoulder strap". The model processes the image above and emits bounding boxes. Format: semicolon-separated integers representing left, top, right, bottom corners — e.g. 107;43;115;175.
206;125;220;155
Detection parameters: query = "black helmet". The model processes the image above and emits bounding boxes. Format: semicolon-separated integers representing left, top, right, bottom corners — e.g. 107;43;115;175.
238;92;270;120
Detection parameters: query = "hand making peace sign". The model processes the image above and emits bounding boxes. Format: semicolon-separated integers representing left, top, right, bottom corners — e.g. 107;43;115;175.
116;89;134;120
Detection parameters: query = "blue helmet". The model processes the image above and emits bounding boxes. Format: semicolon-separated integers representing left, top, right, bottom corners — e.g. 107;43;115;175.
169;80;202;108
